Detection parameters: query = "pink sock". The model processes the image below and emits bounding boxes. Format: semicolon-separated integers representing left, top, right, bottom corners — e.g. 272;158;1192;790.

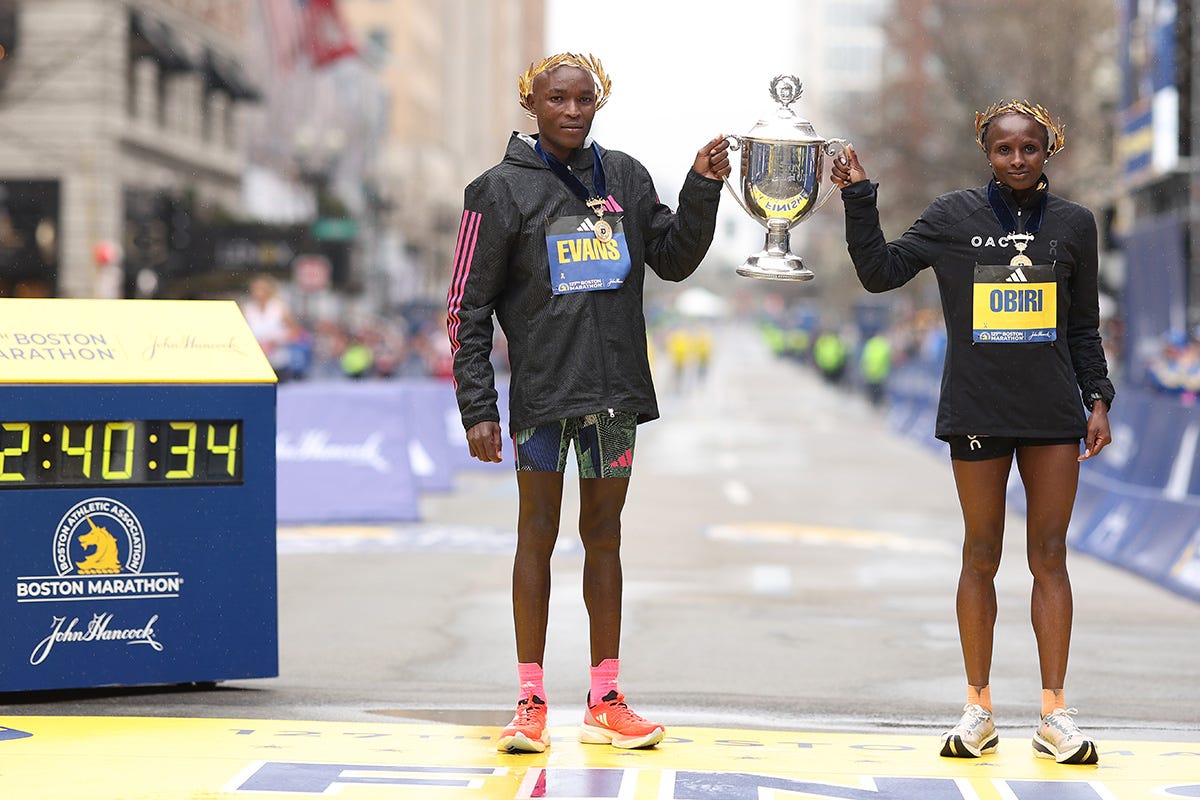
589;658;619;705
517;662;544;702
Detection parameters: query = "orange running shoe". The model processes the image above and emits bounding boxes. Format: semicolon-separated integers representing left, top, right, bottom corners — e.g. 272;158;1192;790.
497;695;549;753
579;690;665;749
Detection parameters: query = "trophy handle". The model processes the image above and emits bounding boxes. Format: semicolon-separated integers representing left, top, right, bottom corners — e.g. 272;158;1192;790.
810;138;852;215
720;135;767;228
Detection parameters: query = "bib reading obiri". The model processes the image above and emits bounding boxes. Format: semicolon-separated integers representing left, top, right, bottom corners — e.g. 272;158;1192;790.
972;263;1057;343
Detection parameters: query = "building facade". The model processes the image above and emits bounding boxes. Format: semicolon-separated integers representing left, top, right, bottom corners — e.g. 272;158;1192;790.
0;0;257;299
339;0;544;305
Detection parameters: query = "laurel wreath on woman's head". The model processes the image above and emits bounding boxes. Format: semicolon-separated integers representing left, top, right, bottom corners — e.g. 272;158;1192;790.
975;100;1066;157
518;53;612;118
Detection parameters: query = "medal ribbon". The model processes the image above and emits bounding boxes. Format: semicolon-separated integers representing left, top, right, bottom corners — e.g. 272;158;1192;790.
535;140;608;212
987;179;1046;235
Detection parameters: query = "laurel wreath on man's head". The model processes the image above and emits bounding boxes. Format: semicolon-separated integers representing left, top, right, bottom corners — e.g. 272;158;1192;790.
518;53;612;118
975;99;1066;157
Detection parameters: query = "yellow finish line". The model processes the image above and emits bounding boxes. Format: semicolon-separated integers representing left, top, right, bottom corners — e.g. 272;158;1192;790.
1;717;1197;799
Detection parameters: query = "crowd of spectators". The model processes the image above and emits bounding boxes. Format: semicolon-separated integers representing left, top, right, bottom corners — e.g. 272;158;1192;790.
241;280;1138;406
1147;328;1200;403
238;278;497;383
759;302;949;407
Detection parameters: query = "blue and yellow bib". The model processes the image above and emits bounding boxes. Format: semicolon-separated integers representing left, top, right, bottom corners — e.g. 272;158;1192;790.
972;263;1057;343
545;215;632;295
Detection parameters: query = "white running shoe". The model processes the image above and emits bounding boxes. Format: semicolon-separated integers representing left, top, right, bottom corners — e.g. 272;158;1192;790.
1033;708;1099;764
939;703;999;758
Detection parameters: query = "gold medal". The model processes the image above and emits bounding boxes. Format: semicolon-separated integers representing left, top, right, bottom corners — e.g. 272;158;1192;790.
594;218;613;242
586;197;612;242
1007;233;1034;267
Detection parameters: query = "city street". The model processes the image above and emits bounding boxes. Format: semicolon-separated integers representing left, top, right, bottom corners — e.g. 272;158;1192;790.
0;0;1194;796
3;323;1199;800
6;323;1197;740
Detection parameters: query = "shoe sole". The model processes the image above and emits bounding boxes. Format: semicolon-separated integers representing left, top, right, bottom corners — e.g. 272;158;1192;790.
1033;734;1099;764
579;722;665;749
497;731;549;754
939;733;999;758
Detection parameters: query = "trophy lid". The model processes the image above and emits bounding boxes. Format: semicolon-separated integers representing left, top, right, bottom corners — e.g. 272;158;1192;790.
746;109;824;143
744;76;825;144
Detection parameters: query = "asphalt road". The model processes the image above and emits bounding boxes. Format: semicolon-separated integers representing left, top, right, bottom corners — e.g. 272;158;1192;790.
5;322;1198;744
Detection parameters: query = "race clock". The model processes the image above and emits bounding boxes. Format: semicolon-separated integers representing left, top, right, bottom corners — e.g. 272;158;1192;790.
0;418;244;488
0;298;278;692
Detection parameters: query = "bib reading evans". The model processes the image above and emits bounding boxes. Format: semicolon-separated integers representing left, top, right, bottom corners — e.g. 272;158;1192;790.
545;215;632;295
972;263;1057;343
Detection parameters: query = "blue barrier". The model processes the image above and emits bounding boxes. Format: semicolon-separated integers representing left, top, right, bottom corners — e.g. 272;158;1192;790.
277;383;420;523
280;372;1200;603
1070;389;1200;601
884;361;940;453
395;379;467;492
886;364;1200;602
276;380;508;524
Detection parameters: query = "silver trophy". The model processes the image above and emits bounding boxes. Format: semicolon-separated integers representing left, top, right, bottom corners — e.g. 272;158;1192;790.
724;76;849;281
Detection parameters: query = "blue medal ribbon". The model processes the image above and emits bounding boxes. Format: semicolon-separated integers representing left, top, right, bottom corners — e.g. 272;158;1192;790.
534;140;608;211
987;178;1047;235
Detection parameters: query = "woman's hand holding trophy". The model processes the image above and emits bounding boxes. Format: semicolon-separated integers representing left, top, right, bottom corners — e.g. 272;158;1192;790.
722;75;850;281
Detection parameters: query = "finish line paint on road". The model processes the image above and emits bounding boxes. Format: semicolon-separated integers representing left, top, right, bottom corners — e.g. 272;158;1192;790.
2;717;1198;799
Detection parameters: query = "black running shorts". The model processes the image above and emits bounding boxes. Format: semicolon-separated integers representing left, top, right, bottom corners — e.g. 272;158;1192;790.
947;435;1080;462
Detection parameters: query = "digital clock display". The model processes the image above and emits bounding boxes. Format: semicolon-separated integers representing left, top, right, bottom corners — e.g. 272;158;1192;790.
0;419;243;488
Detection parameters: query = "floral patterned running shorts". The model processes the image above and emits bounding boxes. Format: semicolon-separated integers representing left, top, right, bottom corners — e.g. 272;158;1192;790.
513;410;637;478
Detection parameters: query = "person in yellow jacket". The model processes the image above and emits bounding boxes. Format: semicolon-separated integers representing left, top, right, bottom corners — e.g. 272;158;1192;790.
665;327;690;391
860;333;891;406
813;330;848;384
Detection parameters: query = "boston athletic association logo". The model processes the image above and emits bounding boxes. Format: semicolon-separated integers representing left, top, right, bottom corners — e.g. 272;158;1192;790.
16;498;175;666
54;497;147;577
15;497;183;604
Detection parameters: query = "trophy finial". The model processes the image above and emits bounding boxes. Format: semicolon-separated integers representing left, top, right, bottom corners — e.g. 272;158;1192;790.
769;75;802;109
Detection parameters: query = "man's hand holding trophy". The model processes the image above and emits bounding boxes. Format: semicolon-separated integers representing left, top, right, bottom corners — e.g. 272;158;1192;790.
723;75;849;281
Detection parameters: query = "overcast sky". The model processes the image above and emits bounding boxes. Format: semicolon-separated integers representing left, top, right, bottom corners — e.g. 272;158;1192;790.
544;0;809;209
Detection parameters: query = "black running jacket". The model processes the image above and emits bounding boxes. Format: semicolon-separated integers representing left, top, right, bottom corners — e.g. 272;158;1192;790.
841;177;1115;439
447;133;722;434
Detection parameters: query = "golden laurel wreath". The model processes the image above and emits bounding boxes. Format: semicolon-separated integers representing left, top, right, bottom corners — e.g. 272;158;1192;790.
975;99;1066;157
518;53;612;117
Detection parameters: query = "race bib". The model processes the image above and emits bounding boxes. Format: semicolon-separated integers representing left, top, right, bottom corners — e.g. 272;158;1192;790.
972;263;1057;343
545;215;632;295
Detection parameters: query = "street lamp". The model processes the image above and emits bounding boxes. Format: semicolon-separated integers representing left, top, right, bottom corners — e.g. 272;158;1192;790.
292;125;346;219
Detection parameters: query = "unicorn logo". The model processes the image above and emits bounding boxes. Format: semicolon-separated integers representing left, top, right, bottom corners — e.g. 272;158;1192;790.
75;517;122;574
53;498;146;577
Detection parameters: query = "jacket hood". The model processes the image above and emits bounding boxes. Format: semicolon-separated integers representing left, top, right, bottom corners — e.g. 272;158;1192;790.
502;132;603;171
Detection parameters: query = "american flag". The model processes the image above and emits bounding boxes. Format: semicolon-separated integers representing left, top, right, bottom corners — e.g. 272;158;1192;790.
302;0;359;67
259;0;357;71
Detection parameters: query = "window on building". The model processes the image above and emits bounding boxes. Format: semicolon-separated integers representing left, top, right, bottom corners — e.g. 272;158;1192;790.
367;28;389;52
827;45;880;78
128;11;195;129
363;27;389;66
826;0;888;27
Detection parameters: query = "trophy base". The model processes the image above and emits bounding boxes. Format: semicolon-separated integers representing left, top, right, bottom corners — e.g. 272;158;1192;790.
735;218;815;281
736;252;815;281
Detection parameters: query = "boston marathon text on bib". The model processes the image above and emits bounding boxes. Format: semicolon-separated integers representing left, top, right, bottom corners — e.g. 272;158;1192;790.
545;215;632;295
972;263;1057;343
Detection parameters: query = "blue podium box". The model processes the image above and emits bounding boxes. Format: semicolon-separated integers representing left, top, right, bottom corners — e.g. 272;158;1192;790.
0;300;278;692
